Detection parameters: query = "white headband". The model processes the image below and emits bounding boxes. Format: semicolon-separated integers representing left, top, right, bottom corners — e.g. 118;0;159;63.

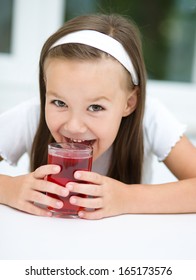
49;30;139;85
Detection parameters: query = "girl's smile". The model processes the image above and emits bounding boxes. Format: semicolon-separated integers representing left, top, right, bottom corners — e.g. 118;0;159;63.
44;57;137;161
64;136;96;146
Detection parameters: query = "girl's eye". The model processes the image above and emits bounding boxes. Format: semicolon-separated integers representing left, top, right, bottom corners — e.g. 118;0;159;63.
52;100;66;108
88;104;104;112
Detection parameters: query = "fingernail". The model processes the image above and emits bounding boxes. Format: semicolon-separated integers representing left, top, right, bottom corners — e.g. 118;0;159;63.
47;211;52;217
56;201;63;208
74;171;81;179
53;165;60;172
78;211;84;218
70;197;76;205
66;183;73;191
61;188;68;196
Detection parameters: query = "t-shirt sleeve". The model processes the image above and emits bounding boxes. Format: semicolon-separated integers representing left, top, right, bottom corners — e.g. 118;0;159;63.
0;98;39;165
143;97;186;162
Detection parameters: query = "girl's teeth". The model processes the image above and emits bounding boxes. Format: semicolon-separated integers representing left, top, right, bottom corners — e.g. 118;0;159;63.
72;139;82;143
65;137;94;146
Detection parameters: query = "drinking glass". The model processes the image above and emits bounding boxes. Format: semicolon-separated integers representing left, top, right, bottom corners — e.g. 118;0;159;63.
47;142;93;217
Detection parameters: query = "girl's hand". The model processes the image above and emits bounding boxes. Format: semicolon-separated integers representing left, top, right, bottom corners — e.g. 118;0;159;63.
2;165;69;216
66;171;128;220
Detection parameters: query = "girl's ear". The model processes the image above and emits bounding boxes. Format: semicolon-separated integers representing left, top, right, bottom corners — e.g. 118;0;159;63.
123;86;138;117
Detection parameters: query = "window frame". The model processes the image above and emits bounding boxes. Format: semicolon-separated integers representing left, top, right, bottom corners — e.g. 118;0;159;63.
0;0;65;87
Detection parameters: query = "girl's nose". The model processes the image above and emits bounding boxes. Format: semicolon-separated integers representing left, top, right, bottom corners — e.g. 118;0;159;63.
63;115;87;134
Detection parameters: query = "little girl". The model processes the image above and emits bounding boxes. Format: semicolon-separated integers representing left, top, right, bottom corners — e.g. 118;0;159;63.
0;14;196;219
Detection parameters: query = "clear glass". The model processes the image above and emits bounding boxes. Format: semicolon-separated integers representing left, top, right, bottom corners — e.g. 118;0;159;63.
47;142;93;218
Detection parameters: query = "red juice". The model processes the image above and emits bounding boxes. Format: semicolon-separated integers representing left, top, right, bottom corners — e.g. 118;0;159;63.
46;143;93;217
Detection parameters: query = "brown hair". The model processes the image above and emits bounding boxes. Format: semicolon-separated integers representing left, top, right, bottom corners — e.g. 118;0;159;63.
31;13;146;184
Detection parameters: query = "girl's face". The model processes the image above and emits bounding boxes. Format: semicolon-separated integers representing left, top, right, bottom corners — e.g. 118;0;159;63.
44;57;137;161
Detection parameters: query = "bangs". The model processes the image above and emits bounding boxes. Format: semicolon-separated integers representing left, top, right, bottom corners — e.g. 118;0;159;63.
47;43;105;60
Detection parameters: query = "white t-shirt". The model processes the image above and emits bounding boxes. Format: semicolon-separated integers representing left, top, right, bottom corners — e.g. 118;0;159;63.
0;97;186;183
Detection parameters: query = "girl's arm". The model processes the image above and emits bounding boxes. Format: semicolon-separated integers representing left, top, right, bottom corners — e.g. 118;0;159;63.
66;136;196;219
163;135;196;179
130;135;196;214
0;164;69;216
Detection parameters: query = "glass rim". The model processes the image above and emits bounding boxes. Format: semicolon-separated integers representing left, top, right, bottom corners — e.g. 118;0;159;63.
48;142;93;154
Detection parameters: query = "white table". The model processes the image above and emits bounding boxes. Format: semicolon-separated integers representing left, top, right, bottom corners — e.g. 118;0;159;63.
1;204;196;260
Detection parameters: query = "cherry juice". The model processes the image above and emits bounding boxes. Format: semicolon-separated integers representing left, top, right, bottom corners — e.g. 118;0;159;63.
47;143;93;217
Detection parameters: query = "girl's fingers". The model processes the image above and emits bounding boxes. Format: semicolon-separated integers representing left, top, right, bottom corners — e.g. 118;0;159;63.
23;166;69;213
32;179;69;197
32;165;69;197
78;209;104;220
70;195;103;209
68;171;105;197
34;165;61;179
30;190;64;209
74;171;103;184
66;182;102;197
22;202;53;217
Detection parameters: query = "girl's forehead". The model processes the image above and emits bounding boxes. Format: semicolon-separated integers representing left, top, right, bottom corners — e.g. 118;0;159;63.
44;57;131;95
44;55;120;68
44;56;131;85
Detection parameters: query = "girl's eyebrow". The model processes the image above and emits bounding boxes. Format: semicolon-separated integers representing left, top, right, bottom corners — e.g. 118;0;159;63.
46;91;61;97
87;96;111;102
46;91;111;102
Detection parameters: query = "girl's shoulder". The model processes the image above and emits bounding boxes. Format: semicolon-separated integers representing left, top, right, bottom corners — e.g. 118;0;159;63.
143;96;184;128
0;98;40;165
144;96;167;120
0;97;40;119
143;96;186;161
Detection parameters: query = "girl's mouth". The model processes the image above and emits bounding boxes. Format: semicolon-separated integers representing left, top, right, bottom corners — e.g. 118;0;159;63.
65;137;95;146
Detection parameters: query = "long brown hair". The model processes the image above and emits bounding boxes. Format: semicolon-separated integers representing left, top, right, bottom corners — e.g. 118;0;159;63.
31;13;146;184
